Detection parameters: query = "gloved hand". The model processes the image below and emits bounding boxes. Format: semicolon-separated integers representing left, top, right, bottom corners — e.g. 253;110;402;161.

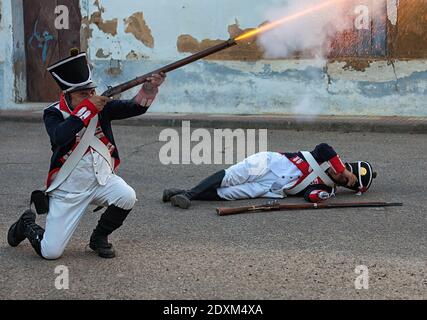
134;72;166;107
142;72;166;94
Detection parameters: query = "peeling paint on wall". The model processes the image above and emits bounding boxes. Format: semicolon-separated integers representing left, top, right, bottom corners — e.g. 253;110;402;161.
124;12;154;48
93;0;104;13
393;0;427;58
177;24;264;61
89;11;117;36
80;18;92;53
126;50;147;60
87;0;118;36
329;58;374;72
105;59;122;76
342;58;374;72
1;0;426;115
90;58;427;116
96;48;111;58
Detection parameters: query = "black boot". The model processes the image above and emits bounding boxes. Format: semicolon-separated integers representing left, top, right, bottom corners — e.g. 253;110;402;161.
8;210;35;247
170;170;225;209
8;209;44;257
170;194;192;209
162;188;186;202
89;205;131;258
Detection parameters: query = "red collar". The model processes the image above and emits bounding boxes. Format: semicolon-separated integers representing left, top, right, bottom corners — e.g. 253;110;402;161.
59;94;72;114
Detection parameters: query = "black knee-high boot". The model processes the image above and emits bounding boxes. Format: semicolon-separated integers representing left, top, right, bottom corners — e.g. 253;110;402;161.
8;209;44;257
171;170;226;209
89;205;131;258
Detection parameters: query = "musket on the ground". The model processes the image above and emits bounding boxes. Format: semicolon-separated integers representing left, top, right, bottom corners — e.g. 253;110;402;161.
101;38;237;97
216;201;403;216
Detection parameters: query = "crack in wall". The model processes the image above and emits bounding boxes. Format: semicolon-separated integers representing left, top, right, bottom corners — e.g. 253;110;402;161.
388;59;400;92
324;64;332;93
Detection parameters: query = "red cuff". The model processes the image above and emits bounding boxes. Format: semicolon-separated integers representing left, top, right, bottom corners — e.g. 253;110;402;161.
71;99;98;126
309;190;330;203
329;155;346;174
134;86;158;107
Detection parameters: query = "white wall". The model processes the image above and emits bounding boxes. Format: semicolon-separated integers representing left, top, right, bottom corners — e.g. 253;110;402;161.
83;0;271;61
0;0;426;116
83;0;427;116
0;0;7;107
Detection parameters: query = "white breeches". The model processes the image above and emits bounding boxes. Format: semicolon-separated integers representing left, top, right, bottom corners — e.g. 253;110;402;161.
217;152;283;200
41;175;136;260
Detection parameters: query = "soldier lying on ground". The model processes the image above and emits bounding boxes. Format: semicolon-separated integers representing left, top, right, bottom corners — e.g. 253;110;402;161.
163;143;376;209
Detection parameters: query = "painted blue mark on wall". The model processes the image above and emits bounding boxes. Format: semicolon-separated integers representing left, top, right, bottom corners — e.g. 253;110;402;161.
28;19;55;64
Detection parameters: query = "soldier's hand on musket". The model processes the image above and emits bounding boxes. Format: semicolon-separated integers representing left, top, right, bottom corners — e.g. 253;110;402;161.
342;169;357;187
148;72;166;87
89;95;111;112
143;72;166;92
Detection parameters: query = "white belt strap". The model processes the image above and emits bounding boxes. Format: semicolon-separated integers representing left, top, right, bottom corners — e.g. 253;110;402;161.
46;115;112;193
286;151;334;195
90;136;113;169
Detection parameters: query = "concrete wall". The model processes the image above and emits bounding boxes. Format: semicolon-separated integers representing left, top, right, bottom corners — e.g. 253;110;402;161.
0;60;3;102
84;0;427;116
0;0;426;116
0;0;27;110
0;0;5;104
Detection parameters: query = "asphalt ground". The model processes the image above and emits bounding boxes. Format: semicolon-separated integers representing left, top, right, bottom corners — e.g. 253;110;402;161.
0;120;425;299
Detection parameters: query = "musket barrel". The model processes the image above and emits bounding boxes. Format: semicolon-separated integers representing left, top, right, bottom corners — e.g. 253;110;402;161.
216;201;403;216
102;38;237;97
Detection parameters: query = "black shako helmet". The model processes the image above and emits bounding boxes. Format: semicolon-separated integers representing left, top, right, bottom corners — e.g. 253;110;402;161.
345;161;377;193
47;48;97;93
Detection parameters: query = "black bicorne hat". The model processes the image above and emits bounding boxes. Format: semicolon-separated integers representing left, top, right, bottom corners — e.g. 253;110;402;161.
47;49;96;93
345;161;377;193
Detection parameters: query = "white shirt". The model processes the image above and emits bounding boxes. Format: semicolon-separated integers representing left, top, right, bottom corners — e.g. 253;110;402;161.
58;148;113;193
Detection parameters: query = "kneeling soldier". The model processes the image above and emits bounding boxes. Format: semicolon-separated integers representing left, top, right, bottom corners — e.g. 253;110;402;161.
8;49;165;259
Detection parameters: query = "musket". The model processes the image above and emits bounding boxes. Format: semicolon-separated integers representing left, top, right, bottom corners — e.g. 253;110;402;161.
216;201;403;216
101;38;237;97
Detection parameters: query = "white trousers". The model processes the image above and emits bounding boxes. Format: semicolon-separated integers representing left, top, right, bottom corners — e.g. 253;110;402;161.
217;152;284;200
41;175;137;260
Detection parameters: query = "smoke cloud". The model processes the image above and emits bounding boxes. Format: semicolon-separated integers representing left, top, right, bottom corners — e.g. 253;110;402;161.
255;0;376;116
257;0;353;59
